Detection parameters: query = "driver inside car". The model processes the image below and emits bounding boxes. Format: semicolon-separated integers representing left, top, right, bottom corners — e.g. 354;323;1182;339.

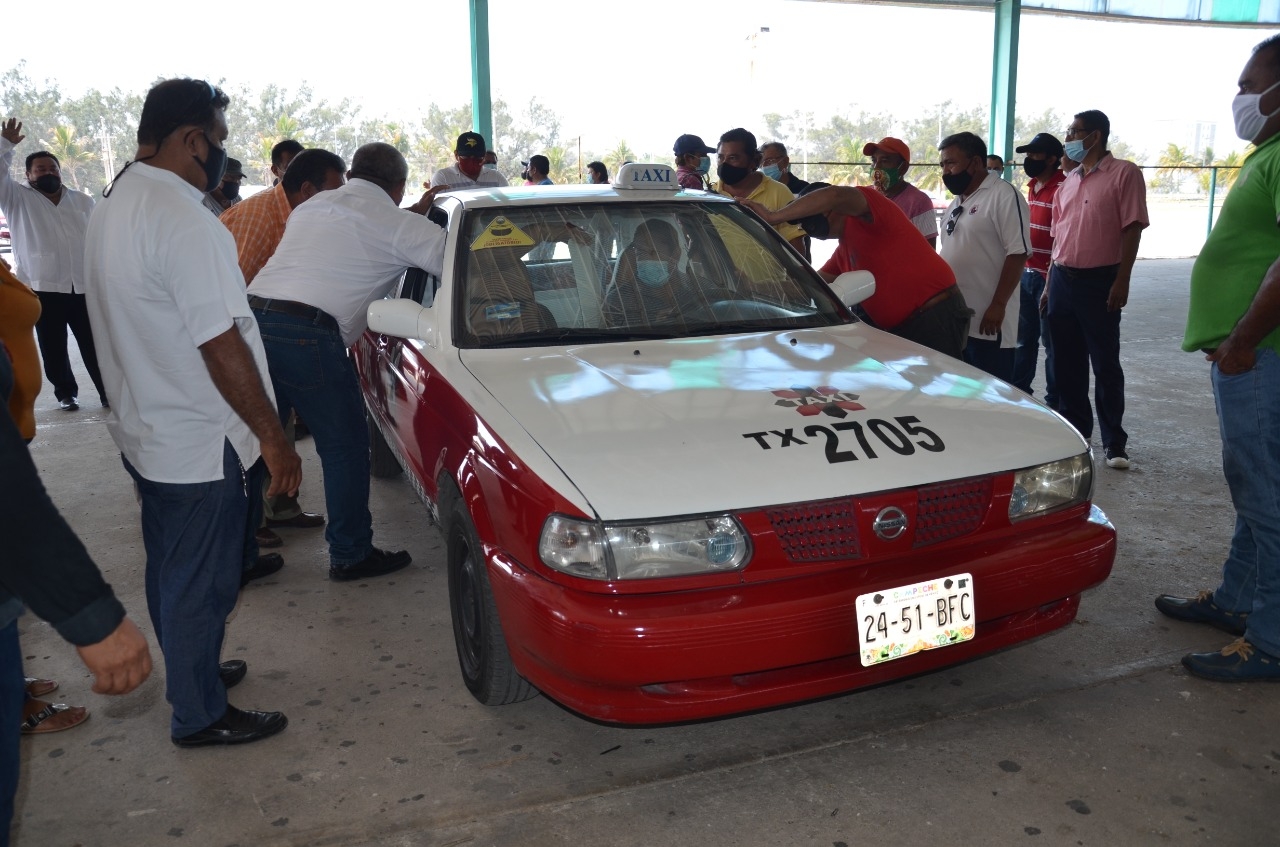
602;220;704;328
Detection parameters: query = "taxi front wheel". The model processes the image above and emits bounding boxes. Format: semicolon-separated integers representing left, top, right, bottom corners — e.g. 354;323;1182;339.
445;495;538;706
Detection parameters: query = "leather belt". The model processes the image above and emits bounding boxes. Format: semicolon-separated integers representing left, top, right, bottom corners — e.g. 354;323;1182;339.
248;296;338;333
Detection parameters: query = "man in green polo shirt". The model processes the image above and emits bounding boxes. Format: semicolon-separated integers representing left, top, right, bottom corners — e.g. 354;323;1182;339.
1157;33;1280;682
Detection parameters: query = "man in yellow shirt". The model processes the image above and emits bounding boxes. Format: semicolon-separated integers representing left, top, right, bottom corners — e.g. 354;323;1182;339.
711;127;806;254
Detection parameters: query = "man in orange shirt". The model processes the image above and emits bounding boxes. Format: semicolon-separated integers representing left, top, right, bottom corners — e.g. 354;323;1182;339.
221;148;347;284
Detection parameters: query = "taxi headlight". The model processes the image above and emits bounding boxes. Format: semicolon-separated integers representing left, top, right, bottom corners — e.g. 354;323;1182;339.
539;514;750;580
1008;453;1093;521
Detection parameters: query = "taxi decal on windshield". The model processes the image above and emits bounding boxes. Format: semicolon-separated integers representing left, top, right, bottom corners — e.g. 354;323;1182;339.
471;216;535;251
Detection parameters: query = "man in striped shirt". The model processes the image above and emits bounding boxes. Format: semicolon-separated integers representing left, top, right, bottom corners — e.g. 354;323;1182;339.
1012;133;1066;402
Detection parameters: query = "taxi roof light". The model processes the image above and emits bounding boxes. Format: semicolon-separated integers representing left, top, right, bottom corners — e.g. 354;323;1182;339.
611;163;679;191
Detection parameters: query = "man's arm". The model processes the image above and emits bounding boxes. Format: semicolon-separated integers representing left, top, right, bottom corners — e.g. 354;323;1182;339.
0;119;26;204
198;327;302;497
979;253;1028;336
1210;255;1280;375
1108;222;1143;311
740;186;870;226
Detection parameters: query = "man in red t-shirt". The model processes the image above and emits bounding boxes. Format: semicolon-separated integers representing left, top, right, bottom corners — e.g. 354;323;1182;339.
741;183;970;358
1012;132;1067;402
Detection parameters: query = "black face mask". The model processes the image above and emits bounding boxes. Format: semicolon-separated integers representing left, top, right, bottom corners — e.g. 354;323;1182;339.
941;170;973;196
194;133;228;193
1022;159;1049;179
31;174;61;194
717;162;751;186
220;181;240;200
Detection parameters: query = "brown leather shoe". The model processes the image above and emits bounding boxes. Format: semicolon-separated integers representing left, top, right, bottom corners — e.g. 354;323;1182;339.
266;511;326;529
255;527;283;548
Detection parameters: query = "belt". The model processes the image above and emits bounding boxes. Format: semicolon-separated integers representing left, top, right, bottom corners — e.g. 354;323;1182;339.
916;285;958;314
248;296;338;333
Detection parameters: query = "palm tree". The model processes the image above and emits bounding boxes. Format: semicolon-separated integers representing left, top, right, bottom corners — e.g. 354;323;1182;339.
605;140;636;175
826;136;869;187
40;125;97;191
1198;149;1245;194
1155;143;1196;194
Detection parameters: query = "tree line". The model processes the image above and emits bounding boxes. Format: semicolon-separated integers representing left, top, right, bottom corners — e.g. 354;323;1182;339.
0;62;1241;198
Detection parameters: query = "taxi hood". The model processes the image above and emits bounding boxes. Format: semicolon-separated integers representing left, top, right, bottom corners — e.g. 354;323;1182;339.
460;327;1086;521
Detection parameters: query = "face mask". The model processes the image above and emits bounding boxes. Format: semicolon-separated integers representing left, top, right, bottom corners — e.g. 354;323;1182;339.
458;159;484;179
717;162;750;186
988;169;1002;178
220;181;240;200
1233;78;1280;142
1063;135;1093;165
482;162;497;171
761;164;782;180
872;167;900;193
941;170;973;196
1023;158;1048;179
194;133;228;192
636;260;670;287
695;156;710;175
31;174;61;194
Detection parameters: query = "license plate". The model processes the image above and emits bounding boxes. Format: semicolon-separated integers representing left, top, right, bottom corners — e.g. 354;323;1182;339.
856;573;975;666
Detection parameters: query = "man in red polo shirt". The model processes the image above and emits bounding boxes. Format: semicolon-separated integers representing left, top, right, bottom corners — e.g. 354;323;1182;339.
741;183;969;359
1049;110;1149;470
1012;132;1067;402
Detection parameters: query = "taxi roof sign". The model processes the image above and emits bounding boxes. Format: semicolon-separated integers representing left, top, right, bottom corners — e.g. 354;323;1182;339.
612;163;679;190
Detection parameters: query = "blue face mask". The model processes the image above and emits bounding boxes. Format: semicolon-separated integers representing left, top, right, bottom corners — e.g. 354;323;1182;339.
1063;135;1092;164
761;164;782;181
636;260;670;287
483;163;497;171
695;156;710;175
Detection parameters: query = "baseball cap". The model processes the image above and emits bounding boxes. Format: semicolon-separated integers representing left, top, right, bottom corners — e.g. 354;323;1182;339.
673;134;715;156
223;158;245;180
862;137;911;164
1015;132;1065;157
455;131;486;155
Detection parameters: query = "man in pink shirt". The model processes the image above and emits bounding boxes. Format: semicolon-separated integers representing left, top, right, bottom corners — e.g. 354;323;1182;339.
1049;110;1149;469
864;137;938;247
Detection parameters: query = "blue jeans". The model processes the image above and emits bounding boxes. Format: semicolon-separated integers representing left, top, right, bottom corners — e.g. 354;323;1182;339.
1013;269;1056;404
253;310;373;566
1046;264;1126;452
1211;348;1280;657
963;333;1015;383
124;441;246;737
0;621;22;845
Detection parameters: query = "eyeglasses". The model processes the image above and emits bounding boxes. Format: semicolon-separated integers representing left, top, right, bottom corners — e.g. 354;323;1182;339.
1064;126;1092;139
945;205;964;236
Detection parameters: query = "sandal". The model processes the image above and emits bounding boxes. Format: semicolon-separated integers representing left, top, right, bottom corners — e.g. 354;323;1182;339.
24;678;58;698
21;701;89;734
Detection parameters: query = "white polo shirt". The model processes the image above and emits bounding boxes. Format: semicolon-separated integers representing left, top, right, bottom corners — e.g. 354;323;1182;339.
429;163;509;191
0;137;96;294
248;179;447;346
85;163;271;484
938;174;1031;347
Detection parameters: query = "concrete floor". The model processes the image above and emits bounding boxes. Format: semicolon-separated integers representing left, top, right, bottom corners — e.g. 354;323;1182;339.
11;258;1278;846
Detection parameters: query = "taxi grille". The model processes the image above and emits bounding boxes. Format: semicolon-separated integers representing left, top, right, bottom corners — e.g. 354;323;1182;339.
914;476;993;547
767;499;861;562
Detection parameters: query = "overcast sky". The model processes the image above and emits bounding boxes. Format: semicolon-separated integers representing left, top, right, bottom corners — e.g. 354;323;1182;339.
10;1;1271;163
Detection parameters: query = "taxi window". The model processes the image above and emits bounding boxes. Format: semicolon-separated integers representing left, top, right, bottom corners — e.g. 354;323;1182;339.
454;201;848;348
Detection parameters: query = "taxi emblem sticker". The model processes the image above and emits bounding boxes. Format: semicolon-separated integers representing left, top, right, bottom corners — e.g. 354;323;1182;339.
471;216;535;251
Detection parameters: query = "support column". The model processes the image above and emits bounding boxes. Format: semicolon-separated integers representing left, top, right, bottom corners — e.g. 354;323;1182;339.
989;0;1021;174
470;0;494;146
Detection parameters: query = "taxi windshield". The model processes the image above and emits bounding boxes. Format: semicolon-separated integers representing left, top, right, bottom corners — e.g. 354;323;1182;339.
453;200;850;348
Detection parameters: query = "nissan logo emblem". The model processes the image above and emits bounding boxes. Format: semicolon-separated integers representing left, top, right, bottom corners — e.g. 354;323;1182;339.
873;506;909;541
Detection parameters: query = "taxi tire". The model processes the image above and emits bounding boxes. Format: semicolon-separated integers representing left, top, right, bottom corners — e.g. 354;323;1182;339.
368;409;402;478
445;495;537;706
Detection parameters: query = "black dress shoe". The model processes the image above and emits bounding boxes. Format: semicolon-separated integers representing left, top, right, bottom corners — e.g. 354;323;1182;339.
219;660;247;689
266;511;326;529
241;553;284;587
171;705;288;748
329;547;412;582
59;397;79;411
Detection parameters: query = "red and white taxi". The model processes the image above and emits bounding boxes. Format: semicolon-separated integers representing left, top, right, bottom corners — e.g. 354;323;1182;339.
355;164;1116;724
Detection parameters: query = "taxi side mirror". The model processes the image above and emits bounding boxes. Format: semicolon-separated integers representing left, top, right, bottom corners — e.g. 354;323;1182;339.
829;270;876;308
368;298;435;345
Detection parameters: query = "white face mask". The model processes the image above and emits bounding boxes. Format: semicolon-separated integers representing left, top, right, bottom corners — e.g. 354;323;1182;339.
1233;78;1280;142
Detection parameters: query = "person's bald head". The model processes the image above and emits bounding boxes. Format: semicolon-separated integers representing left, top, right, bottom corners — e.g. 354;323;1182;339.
349;142;410;203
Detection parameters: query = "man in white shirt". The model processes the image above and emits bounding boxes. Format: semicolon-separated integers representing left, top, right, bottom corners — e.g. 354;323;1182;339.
248;142;446;581
430;131;509;191
937;131;1031;382
85;78;301;748
0;117;105;411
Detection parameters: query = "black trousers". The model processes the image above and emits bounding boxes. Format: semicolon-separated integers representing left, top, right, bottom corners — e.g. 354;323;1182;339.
34;291;105;404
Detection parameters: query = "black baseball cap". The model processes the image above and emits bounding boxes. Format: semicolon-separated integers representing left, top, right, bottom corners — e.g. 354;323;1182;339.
673;134;715;156
1015;133;1065;157
455;131;486;155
